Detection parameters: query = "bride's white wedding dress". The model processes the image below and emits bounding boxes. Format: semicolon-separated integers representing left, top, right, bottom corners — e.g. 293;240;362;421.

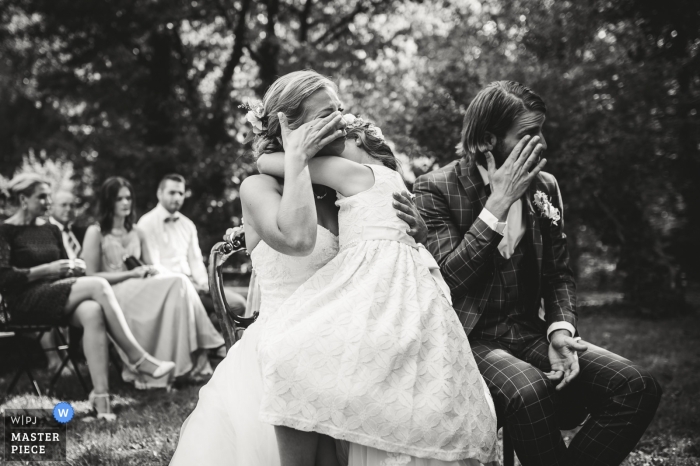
169;225;339;465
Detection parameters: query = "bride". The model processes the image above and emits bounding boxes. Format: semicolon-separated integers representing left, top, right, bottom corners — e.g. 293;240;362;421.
171;70;356;465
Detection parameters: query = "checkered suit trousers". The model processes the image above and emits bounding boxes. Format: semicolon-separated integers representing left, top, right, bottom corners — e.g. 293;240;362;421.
414;157;662;466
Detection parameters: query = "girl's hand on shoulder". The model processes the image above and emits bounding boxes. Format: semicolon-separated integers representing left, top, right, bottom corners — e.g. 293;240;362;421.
279;111;345;162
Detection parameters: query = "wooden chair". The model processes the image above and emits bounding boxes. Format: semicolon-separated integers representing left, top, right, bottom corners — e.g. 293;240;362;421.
0;294;89;400
208;238;257;350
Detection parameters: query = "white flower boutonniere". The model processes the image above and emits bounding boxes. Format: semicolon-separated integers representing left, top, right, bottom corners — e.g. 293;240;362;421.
533;190;561;225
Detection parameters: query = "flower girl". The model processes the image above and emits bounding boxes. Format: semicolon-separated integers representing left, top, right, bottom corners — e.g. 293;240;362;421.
256;115;499;465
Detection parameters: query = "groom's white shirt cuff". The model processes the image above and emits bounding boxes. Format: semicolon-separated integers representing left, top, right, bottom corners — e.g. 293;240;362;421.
546;322;578;342
478;208;507;236
481;208;578;342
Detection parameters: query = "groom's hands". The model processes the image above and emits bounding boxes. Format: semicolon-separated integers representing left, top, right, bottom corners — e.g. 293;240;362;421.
545;329;589;390
484;135;547;221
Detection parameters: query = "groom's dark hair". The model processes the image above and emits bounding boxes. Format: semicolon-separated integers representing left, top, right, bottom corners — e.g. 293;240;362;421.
460;81;546;166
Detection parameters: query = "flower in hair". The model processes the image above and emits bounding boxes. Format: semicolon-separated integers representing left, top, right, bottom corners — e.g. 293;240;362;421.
533;190;561;225
342;113;357;126
343;113;385;143
367;126;384;141
239;100;267;134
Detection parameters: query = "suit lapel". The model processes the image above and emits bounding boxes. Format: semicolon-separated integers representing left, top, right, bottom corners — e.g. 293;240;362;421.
457;157;488;214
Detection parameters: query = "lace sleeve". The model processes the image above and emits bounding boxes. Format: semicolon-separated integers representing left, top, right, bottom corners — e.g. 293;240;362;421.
0;227;30;290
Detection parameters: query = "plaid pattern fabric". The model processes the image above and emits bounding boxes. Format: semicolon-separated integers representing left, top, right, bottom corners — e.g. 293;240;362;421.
471;324;662;466
470;230;543;341
413;157;577;335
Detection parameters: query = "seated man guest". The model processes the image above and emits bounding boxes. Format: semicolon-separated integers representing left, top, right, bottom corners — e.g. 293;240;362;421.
48;190;85;259
137;174;246;319
41;190;87;371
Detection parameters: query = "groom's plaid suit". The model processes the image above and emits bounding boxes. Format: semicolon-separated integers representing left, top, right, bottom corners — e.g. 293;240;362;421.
414;157;662;466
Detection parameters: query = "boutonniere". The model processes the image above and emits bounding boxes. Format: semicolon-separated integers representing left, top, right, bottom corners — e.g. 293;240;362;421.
533;190;561;225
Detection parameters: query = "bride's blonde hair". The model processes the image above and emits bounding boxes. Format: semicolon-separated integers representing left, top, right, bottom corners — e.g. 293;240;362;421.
251;70;337;158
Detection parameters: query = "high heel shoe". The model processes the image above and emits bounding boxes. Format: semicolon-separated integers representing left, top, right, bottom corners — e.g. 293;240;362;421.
88;391;117;422
127;353;176;379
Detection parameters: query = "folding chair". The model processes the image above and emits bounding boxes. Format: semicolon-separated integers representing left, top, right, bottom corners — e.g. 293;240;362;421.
208;237;257;350
0;295;90;400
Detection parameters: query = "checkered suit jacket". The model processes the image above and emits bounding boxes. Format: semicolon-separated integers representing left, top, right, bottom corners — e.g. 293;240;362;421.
413;156;577;335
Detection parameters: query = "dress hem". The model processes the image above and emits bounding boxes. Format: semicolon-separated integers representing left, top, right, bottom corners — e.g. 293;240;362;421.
258;412;498;464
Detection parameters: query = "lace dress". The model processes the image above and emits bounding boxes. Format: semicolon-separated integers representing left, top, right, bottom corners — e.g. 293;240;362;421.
258;164;499;464
170;226;339;465
96;227;224;389
0;224;76;324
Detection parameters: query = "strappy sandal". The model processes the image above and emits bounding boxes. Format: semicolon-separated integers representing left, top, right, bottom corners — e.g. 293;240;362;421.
88;391;117;422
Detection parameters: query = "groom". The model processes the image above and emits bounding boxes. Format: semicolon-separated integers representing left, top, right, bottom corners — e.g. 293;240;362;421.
413;81;661;466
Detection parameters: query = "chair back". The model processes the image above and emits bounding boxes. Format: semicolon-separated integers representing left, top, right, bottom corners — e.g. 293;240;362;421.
208;240;257;350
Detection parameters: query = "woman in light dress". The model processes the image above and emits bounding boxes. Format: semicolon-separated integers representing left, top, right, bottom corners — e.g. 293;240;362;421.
171;70;497;466
82;176;224;389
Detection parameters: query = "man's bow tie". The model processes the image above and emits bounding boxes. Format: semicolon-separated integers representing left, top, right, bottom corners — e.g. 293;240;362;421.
164;216;179;223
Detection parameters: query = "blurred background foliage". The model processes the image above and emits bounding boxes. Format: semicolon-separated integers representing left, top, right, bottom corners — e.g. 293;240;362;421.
0;0;698;310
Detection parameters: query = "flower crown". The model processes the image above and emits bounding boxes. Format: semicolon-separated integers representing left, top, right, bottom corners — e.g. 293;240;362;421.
342;113;385;142
239;100;267;135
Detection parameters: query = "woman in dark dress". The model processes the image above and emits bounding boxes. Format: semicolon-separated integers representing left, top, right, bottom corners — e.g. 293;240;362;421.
0;174;176;420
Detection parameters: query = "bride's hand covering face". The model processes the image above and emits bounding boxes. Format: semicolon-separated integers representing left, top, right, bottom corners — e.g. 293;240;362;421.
278;110;345;163
251;75;346;160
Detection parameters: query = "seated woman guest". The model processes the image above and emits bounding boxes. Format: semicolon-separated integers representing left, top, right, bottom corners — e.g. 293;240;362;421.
82;176;224;389
0;174;175;420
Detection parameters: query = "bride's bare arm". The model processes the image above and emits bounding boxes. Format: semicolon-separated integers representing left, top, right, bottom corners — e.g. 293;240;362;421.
241;111;344;256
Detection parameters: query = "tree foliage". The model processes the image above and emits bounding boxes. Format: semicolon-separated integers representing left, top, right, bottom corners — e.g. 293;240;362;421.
0;0;697;307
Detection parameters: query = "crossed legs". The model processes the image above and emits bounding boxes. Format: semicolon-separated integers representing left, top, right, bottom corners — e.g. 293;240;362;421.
472;333;662;466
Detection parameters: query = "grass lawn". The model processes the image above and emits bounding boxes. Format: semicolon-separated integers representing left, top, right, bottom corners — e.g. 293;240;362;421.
2;308;699;465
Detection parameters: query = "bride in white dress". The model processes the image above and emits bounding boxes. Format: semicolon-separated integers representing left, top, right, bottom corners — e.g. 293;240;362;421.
171;71;352;466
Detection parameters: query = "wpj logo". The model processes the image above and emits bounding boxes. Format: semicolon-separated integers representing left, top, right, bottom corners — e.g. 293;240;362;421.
3;408;68;462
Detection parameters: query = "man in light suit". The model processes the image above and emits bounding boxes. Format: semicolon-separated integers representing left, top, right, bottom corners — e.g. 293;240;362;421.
138;174;246;321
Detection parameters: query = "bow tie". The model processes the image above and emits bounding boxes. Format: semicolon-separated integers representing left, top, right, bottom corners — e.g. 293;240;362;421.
164;216;179;223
